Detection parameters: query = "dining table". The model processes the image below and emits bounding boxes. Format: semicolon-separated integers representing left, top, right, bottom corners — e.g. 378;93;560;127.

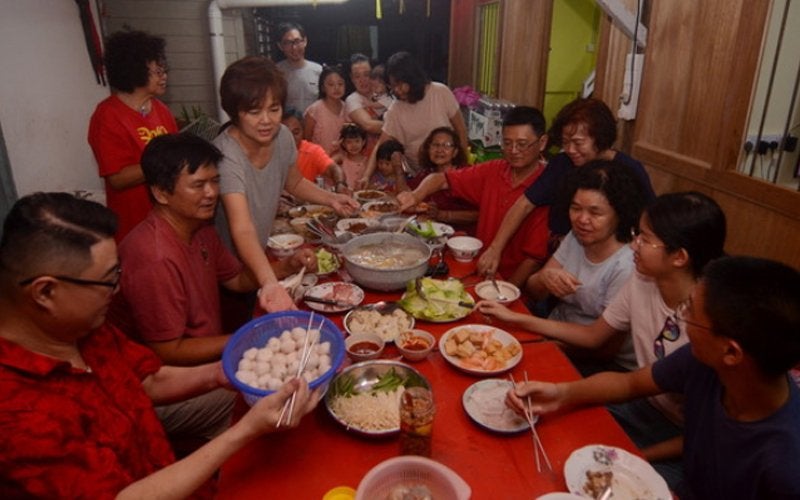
216;253;641;500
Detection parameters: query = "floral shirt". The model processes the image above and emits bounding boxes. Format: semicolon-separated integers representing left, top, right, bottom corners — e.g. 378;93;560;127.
0;324;174;498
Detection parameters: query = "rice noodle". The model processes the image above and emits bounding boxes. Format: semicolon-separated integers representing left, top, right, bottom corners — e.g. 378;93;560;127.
329;387;405;431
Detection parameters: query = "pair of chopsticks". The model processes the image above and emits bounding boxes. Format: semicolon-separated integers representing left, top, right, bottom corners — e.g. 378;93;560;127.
509;372;553;473
276;312;324;427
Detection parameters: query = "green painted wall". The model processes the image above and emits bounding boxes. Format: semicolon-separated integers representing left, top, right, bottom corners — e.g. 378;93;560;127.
543;0;601;129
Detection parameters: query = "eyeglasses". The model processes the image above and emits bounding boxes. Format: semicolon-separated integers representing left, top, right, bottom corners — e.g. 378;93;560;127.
630;227;666;249
654;314;682;359
280;38;306;48
430;142;455;150
501;139;539;152
149;65;169;78
675;298;713;332
18;266;122;292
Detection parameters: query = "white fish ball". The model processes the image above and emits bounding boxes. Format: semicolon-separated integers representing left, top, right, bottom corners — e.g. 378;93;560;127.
236;370;256;385
266;337;281;350
280;339;296;354
255;361;270;376
271;352;287;366
302;371;315;382
280;330;293;342
271;364;287;380
304;352;320;369
256;347;273;362
291;327;306;340
285;351;299;364
316;341;331;355
287;359;300;374
318;360;331;374
238;358;254;371
257;374;272;389
244;347;259;360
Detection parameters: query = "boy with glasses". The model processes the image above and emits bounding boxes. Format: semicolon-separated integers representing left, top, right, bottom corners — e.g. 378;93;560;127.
507;256;800;498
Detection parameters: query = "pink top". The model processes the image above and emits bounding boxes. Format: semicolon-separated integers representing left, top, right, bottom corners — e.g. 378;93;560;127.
304;99;347;155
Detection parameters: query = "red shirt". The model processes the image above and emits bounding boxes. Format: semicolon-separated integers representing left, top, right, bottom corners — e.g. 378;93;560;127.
445;159;550;278
110;212;243;342
0;324;174;498
88;95;178;242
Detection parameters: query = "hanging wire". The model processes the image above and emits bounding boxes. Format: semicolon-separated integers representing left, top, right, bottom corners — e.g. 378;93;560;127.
621;0;642;106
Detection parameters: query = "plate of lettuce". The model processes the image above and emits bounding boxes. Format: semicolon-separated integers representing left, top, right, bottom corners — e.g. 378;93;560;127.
399;277;475;322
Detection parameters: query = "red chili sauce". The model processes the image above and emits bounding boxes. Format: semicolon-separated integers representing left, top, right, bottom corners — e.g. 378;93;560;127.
349;341;379;355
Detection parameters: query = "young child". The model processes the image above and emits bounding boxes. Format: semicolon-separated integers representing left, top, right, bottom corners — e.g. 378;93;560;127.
369;63;394;119
508;256;800;498
303;64;348;155
371;139;406;192
335;123;368;189
479;191;727;488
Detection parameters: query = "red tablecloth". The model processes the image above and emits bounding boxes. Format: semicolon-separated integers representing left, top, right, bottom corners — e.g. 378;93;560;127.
218;256;639;499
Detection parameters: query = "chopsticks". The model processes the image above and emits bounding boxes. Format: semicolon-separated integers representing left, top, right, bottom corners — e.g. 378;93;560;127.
277;313;323;427
509;372;552;473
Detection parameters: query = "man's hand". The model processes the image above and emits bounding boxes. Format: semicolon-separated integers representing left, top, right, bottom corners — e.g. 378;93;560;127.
329;194;360;217
258;282;297;313
506;380;564;416
396;191;418;212
239;378;321;435
477;245;501;276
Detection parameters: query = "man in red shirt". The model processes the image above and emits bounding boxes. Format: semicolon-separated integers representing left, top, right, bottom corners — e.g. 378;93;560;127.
0;192;318;498
397;106;550;287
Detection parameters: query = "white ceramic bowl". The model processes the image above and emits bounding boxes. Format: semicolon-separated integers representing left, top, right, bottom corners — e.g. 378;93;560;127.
446;236;483;262
267;233;304;258
474;280;521;303
396;329;435;362
345;333;385;362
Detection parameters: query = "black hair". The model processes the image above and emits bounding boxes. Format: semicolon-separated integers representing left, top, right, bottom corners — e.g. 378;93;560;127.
282;107;303;122
104;30;167;93
418;127;468;170
317;64;347;100
566;160;646;243
703;256;800;377
645;192;727;277
276;22;306;41
0;193;117;283
502;106;547;138
548;98;617;150
141;133;223;194
385;52;430;103
339;123;367;141
376;140;405;162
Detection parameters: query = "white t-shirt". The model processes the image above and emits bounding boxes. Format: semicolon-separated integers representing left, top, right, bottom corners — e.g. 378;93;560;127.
277;59;322;113
602;271;688;424
382;82;459;171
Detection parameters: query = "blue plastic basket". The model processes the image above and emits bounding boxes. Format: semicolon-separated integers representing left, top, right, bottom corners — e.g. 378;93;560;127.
222;311;346;406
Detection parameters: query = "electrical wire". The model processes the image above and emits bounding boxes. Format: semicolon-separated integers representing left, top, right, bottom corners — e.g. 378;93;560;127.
622;0;642;106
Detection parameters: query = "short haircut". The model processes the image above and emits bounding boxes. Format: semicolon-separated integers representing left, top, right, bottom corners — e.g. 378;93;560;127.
418;127;468;171
703;256;800;377
645;192;727;277
220;56;287;125
549;98;617;150
565;160;647;243
141;133;222;193
376;139;405;162
104;30;166;93
339;123;367;141
370;64;386;81
317;64;347;99
276;22;306;41
385;52;430;103
502;106;547;138
282;107;303;123
349;53;371;73
0;193;117;287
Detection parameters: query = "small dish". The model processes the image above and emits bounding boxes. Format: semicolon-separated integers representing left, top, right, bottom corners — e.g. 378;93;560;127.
304;282;364;313
439;324;522;375
335;217;379;236
446;236;483;262
462;379;530;433
361;200;400;218
353;189;387;203
396;329;435;361
474;280;521;303
267;233;304;258
345;333;385;362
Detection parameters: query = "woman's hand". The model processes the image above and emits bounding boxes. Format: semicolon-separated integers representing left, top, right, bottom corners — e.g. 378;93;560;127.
476;300;519;323
506;380;563;416
396;191;418;212
538;268;581;298
329;194;360;217
477;245;502;276
257;282;297;313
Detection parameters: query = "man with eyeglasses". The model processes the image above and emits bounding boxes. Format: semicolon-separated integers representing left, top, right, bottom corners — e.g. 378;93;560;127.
397;106;551;287
0;192;319;497
275;22;322;114
507;256;800;498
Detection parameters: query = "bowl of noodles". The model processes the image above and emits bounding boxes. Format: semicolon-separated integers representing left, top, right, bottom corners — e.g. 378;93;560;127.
341;232;431;291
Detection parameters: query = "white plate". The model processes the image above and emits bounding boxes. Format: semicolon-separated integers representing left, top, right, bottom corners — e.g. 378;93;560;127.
564;445;671;499
399;290;475;323
408;221;455;239
288;204;335;219
474;280;521;303
335;217;379;236
438;325;522;375
361;200;400;217
462;379;531;433
304;282;364;313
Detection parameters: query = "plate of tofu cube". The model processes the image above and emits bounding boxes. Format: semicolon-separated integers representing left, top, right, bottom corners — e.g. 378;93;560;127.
438;324;522;375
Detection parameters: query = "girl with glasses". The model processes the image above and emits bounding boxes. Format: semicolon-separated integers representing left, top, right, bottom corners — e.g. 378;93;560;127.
479;191;726;488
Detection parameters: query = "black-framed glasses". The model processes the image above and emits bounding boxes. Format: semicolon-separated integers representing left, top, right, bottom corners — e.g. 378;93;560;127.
430;142;455;150
501;138;539;152
18;267;122;291
653;314;681;359
675;298;713;332
630;227;666;249
280;38;306;48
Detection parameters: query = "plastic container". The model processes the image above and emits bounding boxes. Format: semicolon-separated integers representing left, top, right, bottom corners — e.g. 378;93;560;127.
222;311;345;406
355;456;471;500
